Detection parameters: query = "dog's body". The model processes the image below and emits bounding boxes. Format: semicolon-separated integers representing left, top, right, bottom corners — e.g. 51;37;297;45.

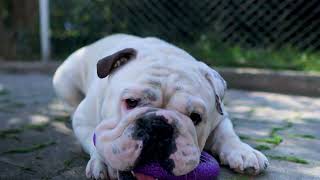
53;34;268;179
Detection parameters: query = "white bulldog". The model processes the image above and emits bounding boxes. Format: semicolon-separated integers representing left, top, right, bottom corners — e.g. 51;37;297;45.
53;34;269;179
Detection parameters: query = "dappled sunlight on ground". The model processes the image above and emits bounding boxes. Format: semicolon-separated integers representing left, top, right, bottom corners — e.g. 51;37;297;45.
51;121;73;135
7;117;24;127
0;74;319;179
29;114;50;124
300;166;320;177
223;89;320;179
225;89;320;122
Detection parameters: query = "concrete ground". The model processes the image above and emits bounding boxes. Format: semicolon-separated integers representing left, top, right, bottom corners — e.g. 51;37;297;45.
0;73;319;180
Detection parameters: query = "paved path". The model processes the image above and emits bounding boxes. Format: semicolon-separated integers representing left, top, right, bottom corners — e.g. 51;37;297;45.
0;73;319;180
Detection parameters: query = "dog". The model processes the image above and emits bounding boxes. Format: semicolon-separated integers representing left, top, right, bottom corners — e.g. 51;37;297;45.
53;34;269;179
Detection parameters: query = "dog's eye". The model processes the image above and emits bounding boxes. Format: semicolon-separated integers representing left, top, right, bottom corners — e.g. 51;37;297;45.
125;98;139;109
190;112;202;125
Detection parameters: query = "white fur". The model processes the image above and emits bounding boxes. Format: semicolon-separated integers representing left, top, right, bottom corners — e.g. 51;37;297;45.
53;34;268;179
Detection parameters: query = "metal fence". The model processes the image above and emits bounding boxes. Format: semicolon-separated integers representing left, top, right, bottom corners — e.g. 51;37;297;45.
50;0;320;53
1;0;320;62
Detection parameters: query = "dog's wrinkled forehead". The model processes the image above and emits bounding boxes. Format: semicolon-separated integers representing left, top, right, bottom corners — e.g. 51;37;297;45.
97;48;227;116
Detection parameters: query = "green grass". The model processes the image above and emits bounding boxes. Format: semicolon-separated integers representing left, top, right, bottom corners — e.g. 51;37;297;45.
181;35;320;72
267;155;309;164
2;141;56;154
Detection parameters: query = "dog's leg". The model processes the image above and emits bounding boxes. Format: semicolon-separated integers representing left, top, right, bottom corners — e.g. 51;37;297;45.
53;48;88;111
73;97;116;179
53;76;84;110
208;117;269;175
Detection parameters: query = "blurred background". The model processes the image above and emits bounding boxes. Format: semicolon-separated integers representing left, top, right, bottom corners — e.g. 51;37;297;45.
1;2;320;179
1;0;320;71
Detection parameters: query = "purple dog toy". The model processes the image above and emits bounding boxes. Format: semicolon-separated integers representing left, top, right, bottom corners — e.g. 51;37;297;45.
94;133;219;179
133;151;220;180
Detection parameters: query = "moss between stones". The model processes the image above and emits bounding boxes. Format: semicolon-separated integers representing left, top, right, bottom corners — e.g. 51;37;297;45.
254;145;271;151
239;122;293;146
2;141;56;154
270;122;293;137
35;156;43;160
19;166;35;173
267;155;309;164
251;122;316;144
255;134;283;145
0;98;11;103
0;106;15;113
239;134;282;145
288;134;316;139
247;108;256;117
239;122;311;165
57;154;89;175
0;123;49;140
7;101;25;108
0;159;35;173
63;157;77;168
24;123;49;131
40;175;52;180
0;128;23;138
0;101;26;112
53;115;70;122
239;135;251;140
0;88;10;96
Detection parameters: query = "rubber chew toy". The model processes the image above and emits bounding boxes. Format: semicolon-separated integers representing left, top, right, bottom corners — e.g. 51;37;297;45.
133;151;220;180
93;133;219;180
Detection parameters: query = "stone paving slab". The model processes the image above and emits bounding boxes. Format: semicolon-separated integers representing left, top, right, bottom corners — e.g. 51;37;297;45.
0;73;319;180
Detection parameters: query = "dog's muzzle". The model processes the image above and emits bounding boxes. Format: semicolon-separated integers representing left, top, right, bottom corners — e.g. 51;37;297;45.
132;113;177;172
95;108;200;176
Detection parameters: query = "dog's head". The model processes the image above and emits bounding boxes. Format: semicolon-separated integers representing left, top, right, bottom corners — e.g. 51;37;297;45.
94;48;226;175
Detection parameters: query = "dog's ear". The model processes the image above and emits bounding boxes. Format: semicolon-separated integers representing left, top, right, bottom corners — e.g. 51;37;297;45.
97;48;137;78
204;68;227;116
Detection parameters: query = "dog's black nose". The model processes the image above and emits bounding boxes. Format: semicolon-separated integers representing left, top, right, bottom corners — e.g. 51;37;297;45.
132;113;177;168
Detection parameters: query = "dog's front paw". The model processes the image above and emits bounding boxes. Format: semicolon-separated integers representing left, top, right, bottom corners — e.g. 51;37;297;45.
86;155;119;180
86;157;107;179
219;142;269;175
